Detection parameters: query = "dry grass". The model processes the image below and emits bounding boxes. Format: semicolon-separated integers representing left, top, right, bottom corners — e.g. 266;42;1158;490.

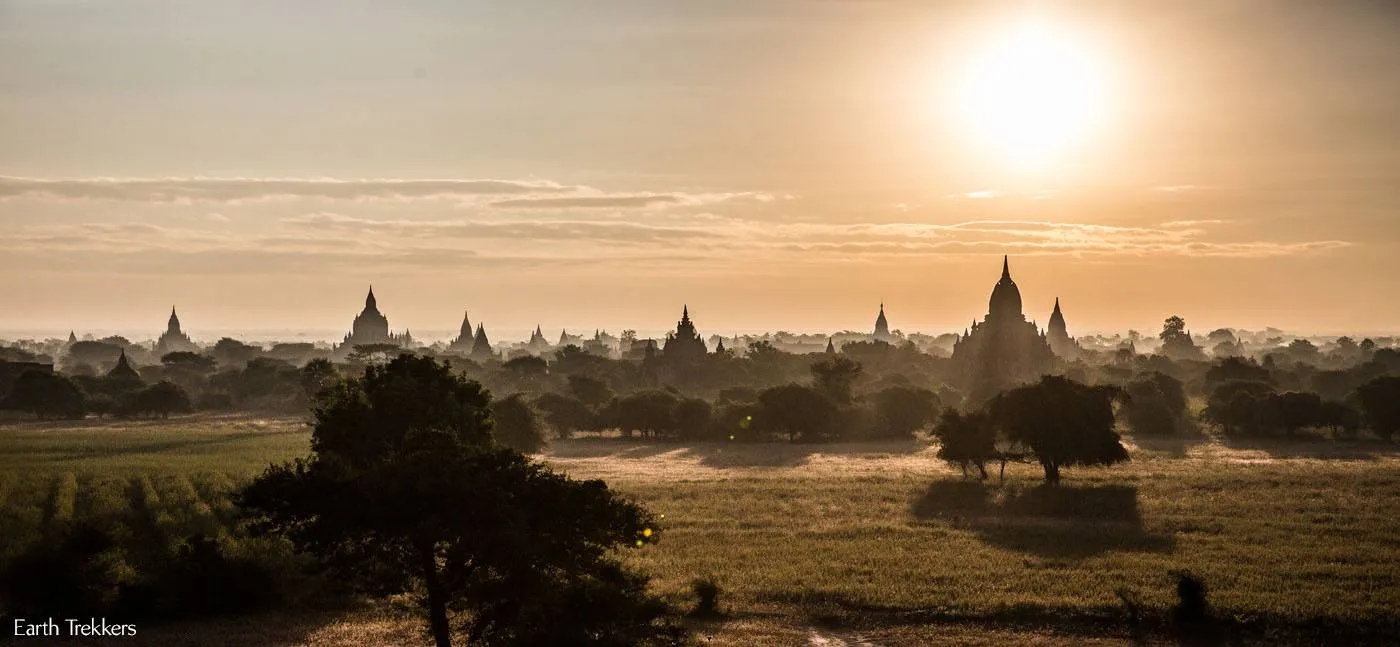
4;415;1400;645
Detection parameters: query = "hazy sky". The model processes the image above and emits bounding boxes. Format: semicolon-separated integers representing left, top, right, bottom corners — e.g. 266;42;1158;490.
4;0;1399;340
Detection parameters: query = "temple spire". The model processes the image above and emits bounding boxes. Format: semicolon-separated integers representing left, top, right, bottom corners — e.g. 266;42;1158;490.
1001;255;1010;279
167;306;181;334
1053;297;1061;314
365;285;377;310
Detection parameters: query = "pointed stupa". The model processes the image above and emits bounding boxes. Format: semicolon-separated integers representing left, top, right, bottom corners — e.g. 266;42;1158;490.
470;323;493;359
67;331;77;345
873;302;891;341
826;337;836;354
715;338;726;354
106;348;142;382
365;285;378;311
458;310;472;340
167;306;181;334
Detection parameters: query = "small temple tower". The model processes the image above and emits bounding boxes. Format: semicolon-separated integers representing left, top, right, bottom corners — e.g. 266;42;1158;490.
1046;297;1082;360
156;307;198;355
526;325;551;353
873;303;892;343
469;323;494;361
106;348;143;384
448;310;474;353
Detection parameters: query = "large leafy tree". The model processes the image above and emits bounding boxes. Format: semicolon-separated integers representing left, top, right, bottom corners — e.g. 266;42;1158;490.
1;370;86;419
1356;376;1400;441
988;375;1128;484
239;355;678;647
931;407;997;479
756;384;838;442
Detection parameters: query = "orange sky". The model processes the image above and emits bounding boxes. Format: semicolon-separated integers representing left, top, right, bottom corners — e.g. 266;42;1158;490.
3;1;1398;340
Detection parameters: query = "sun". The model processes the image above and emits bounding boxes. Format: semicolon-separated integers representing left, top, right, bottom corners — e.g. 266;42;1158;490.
950;17;1110;170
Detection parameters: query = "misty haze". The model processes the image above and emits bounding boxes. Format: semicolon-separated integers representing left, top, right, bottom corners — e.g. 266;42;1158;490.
3;1;1400;646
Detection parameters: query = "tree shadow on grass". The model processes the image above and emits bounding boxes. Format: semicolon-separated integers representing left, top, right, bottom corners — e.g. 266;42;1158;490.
910;480;1175;559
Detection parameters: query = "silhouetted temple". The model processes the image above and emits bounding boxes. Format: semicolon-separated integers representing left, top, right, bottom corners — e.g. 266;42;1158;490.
1046;297;1082;360
106;349;143;383
559;329;583;347
469;323;494;361
338;287;413;356
155;307;197;355
663;305;707;362
447;310;474;354
951;256;1055;391
873;303;892;342
525;325;551;353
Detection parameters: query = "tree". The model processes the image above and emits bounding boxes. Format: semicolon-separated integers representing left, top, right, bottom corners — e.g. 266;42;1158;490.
1319;400;1362;439
211;338;261;367
1;370;86;419
349;343;402;365
534;392;596;439
603;391;679;439
160;351;216;373
492;394;546;454
988;376;1128;484
756;384;838;442
1202;381;1275;436
567;374;614;409
1158;316;1205;362
809;356;862;405
674;398;713;441
1122;372;1187;436
1356;376;1400;441
931;408;996;479
1261;391;1323;437
238;355;678;647
870;386;940;439
299;358;340;399
1159;316;1188;345
133;381;192;419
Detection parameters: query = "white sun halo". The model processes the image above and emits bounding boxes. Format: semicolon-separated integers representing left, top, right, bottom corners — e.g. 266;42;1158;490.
951;17;1110;170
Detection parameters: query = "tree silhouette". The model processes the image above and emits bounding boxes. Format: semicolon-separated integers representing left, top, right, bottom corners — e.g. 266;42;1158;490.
133;380;192;419
988;376;1128;484
238;355;678;647
1356;376;1400;441
810;356;862;405
1;370;86;419
491;393;545;453
932;407;996;479
757;384;838;442
871;386;940;439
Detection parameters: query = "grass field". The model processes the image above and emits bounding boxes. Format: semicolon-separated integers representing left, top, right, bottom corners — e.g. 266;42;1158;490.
3;414;1400;646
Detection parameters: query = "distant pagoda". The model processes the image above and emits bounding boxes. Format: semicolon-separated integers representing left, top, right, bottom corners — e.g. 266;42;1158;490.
662;305;707;363
873;303;892;343
469;323;495;361
447;310;474;354
155;307;198;355
337;286;412;357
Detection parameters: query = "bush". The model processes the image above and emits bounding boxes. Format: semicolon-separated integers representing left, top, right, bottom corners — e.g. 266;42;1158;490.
674;399;713;441
870;386;940;439
196;391;235;411
492;393;547;453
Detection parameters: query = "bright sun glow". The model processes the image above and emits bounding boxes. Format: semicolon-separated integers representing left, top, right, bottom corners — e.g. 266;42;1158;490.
952;17;1110;170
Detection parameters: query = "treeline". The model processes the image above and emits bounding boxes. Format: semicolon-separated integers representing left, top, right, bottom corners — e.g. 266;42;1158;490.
3;333;1399;444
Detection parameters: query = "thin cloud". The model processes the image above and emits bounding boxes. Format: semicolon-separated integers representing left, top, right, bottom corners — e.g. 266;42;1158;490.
0;176;578;204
